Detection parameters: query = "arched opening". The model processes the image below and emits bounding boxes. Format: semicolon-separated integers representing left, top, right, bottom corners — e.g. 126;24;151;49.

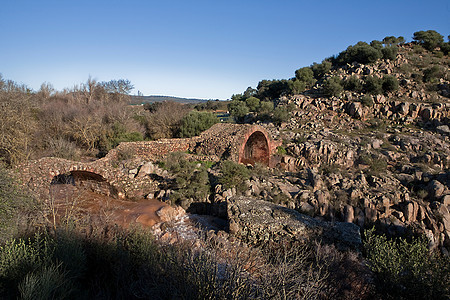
50;171;117;198
240;131;270;165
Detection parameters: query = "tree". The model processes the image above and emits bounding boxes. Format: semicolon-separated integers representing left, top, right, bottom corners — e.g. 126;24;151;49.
370;40;383;50
178;111;218;137
291;79;306;94
258;101;274;116
243;87;257;98
0;86;37;165
381;46;398;60
295;67;315;87
228;100;249;121
245;96;261;112
311;60;332;79
413;30;444;50
336;41;382;65
101;79;134;94
256;79;292;101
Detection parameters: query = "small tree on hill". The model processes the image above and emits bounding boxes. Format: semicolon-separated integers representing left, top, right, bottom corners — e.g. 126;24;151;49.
295;67;316;87
322;76;343;97
311;60;332;79
364;76;383;95
413;30;444;50
382;75;399;93
228;100;249;121
245;96;261;112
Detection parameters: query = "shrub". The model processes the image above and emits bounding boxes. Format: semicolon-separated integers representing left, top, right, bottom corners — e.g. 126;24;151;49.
364;76;383;95
413;30;444;51
164;152;211;207
178;111;218;138
295;67;316;87
257;79;293;101
343;75;363;92
359;95;374;107
311;60;332;79
218;160;250;192
336;41;382;65
276;146;287;155
244;96;261;112
272;106;291;124
228;100;249;121
381;46;398;60
382;75;399;93
363;228;450;299
257;101;275;120
322;76;343;97
291;79;306;94
423;66;444;83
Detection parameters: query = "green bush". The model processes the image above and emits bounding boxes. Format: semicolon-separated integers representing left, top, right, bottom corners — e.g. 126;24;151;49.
343;75;363;92
364;228;450;299
272;106;291;124
311;60;332;79
178;111;218;138
359;95;374;107
257;79;293;101
291;79;306;94
244;96;261;112
276;146;287;155
423;66;445;83
382;75;399;93
164;152;211;207
364;76;383;95
413;30;444;51
228;100;249;121
381;46;398;60
322;76;343;97
295;67;316;87
336;41;382;65
218;160;250;192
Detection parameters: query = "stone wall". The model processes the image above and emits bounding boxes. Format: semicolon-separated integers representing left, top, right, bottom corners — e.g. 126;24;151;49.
17;123;281;200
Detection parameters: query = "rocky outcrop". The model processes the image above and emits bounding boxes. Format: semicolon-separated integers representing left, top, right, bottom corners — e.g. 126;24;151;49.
227;196;361;250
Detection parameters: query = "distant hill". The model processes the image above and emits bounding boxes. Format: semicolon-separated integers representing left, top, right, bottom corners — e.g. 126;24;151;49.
130;95;210;105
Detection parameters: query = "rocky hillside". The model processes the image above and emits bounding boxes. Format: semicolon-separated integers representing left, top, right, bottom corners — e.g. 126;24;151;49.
264;42;450;253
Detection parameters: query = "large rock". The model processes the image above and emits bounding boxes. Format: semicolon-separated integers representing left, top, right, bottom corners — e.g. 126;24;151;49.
227;196;361;250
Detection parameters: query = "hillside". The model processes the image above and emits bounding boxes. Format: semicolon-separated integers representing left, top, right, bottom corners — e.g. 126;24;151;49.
225;40;450;251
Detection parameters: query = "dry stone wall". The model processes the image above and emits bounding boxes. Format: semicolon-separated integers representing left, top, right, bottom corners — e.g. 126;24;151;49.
18;123;281;200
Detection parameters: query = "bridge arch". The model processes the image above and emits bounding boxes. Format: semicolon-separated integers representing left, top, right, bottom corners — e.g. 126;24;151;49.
239;130;270;165
50;170;118;197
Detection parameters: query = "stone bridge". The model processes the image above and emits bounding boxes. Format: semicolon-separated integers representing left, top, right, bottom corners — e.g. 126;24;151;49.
18;123;281;199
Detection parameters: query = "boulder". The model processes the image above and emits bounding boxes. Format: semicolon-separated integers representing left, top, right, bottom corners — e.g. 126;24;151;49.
156;205;186;223
227;196;361;250
137;161;156;177
428;180;446;198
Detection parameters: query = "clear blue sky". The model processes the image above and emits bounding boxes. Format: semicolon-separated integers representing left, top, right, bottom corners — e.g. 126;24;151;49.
1;0;449;99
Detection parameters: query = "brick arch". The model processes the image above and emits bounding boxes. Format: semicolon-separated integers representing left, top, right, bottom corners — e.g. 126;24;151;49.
238;130;270;165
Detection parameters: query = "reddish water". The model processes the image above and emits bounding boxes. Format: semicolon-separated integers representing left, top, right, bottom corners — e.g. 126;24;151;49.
49;184;167;228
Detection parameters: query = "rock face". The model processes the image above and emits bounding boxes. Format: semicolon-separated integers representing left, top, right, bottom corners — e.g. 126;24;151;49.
227;196;361;250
